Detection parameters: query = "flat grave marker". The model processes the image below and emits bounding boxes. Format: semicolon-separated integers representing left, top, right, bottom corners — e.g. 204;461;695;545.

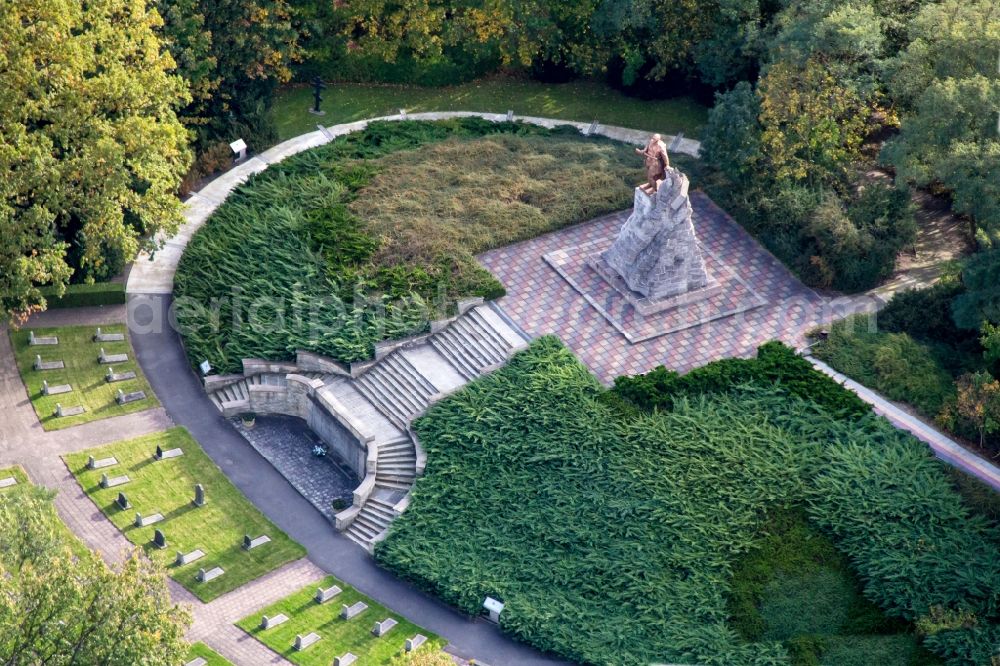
42;380;72;396
154;445;184;460
98;348;129;364
29;331;59;346
293;632;321;651
176;549;205;566
56;403;86;417
405;634;428;652
100;473;130;489
315;584;342;604
88;455;118;470
105;366;137;383
259;613;288;630
116;389;146;405
33;355;55;370
93;327;125;342
372;617;398;637
0;477;17;489
197;566;224;583
242;534;270;550
183;658;207;666
340;601;368;620
333;653;357;666
134;512;164;527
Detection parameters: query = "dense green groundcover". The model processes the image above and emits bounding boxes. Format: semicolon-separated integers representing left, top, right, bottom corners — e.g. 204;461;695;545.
175;118;655;373
375;338;1000;666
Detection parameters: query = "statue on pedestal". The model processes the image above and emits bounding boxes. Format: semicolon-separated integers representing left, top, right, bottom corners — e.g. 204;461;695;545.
636;134;670;193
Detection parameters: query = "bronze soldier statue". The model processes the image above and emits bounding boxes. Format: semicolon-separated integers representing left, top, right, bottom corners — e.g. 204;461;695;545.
636;134;670;193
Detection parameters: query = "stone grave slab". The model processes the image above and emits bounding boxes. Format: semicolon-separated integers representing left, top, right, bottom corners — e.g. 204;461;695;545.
0;477;18;489
55;403;86;417
155;445;184;460
176;549;205;566
94;328;125;342
183;658;207;666
35;356;65;371
99;348;129;364
340;602;368;620
115;492;130;510
29;331;58;346
88;455;118;470
100;473;129;489
406;634;428;652
134;512;164;527
334;654;357;666
315;584;342;603
242;534;270;550
116;389;146;405
42;381;72;396
372;618;398;637
105;367;137;383
260;613;288;629
293;633;321;651
197;567;224;583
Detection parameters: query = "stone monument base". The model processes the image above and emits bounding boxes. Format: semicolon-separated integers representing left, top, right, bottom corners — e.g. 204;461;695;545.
543;235;768;343
586;254;723;316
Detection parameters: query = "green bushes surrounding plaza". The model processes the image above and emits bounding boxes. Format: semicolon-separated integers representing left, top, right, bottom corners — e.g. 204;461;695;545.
376;337;1000;665
175;119;646;373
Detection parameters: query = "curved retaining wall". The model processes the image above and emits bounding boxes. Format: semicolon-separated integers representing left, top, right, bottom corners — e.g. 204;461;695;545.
126;111;700;295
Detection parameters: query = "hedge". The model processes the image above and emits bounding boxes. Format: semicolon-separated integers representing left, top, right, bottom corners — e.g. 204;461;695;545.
40;282;125;309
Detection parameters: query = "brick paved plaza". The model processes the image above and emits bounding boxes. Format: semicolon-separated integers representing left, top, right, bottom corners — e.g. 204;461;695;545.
479;191;834;383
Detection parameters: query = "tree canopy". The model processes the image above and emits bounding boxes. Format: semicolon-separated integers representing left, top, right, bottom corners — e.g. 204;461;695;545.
0;0;192;320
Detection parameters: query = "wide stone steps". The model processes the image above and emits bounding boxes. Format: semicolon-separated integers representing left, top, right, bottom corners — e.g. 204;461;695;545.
354;353;438;430
430;307;513;380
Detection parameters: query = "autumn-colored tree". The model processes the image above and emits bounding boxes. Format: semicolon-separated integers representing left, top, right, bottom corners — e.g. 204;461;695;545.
0;484;192;665
0;0;192;320
758;57;868;186
953;371;1000;446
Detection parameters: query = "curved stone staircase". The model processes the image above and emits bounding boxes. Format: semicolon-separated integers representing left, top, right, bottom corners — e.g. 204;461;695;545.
205;303;531;550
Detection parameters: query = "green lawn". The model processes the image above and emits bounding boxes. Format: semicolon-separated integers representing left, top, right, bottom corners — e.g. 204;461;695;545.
0;465;90;559
270;78;708;143
236;575;442;665
186;642;233;666
65;428;306;602
10;324;159;430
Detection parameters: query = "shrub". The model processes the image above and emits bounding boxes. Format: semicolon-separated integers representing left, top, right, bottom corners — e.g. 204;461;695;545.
612;341;869;418
39;282;126;309
813;317;955;415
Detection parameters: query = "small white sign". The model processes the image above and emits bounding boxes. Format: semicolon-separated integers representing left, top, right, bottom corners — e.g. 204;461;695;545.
229;138;247;154
199;360;212;376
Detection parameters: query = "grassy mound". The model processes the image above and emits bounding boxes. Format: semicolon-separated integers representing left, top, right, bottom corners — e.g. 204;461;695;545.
375;338;1000;665
175;118;657;373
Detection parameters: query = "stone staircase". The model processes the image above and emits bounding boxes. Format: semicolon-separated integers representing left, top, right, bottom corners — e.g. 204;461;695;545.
205;304;531;550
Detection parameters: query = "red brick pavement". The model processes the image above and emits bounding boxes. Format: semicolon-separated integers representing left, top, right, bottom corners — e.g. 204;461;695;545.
479;191;840;383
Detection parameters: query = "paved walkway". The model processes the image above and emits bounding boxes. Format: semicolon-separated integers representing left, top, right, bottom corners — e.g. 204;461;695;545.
809;358;1000;492
479;195;865;382
125;294;568;666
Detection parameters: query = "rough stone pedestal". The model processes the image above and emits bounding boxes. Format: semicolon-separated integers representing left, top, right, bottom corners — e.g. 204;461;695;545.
590;168;720;314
